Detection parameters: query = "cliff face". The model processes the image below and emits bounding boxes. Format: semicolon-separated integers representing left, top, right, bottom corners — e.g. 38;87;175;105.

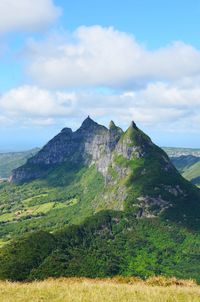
12;117;167;182
12;117;124;181
11;117;200;221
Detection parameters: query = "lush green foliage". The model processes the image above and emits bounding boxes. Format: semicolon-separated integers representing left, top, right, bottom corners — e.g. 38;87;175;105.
113;145;200;230
0;231;56;281
0;164;104;243
0;127;200;283
0;211;200;282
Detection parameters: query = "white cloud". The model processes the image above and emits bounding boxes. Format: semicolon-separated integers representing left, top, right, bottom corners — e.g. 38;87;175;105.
0;86;76;125
1;83;200;133
0;0;61;34
25;25;200;89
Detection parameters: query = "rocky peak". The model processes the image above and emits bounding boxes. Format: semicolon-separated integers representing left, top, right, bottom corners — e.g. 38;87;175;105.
130;120;138;130
11;118;164;183
123;120;152;147
109;120;117;130
78;116;100;131
61;127;73;134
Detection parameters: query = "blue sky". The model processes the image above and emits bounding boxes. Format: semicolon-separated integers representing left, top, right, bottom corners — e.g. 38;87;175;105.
0;0;200;150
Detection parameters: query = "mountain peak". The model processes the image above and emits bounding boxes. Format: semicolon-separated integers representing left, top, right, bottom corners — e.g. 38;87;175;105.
80;116;97;129
130;120;138;130
109;120;117;130
61;127;73;134
125;121;139;138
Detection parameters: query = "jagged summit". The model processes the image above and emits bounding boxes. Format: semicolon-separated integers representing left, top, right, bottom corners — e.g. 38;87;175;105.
79;116;98;129
130;120;138;129
109;120;117;130
11;117;169;184
11;117;200;227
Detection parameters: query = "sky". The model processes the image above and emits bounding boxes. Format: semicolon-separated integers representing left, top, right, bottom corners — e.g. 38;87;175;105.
0;0;200;151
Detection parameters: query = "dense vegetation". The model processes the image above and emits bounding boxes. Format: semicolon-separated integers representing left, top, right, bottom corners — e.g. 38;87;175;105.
1;145;200;246
0;211;200;282
0;164;104;244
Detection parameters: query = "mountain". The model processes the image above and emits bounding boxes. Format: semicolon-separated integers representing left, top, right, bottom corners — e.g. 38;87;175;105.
11;117;200;226
0;148;40;179
182;161;200;186
162;147;200;186
0;118;200;282
170;155;200;173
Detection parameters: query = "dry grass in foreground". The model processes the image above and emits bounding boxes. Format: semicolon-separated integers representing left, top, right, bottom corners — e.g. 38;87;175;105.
0;276;199;302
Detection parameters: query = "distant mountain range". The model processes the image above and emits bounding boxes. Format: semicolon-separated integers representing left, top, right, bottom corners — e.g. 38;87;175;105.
163;147;200;157
0;148;40;179
161;148;200;187
0;118;199;282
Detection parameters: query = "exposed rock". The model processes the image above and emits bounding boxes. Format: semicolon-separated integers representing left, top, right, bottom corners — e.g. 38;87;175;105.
12;117;124;181
11;117;191;219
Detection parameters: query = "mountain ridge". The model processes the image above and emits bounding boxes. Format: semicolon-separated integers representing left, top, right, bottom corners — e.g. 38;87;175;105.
10;118;200;226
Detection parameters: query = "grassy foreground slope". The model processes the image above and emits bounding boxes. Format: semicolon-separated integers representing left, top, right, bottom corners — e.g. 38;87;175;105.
0;278;199;302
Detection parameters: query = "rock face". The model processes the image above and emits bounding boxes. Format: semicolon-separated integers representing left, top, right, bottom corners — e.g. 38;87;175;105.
11;117;160;182
12;117;198;218
12;117;124;181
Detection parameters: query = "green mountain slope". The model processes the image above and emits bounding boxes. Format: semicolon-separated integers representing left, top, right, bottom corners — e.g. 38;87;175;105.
0;119;200;282
0;119;199;245
182;161;200;185
170;155;200;173
0;148;39;178
0;164;104;244
167;154;200;186
0;211;200;282
163;148;200;186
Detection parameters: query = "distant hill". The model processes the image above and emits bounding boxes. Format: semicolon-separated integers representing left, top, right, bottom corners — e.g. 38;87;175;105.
163;148;200;186
163;147;200;157
0;148;40;178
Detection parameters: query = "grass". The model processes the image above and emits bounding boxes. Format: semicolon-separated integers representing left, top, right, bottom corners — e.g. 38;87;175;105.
183;161;200;182
0;199;78;223
0;164;105;241
0;277;199;302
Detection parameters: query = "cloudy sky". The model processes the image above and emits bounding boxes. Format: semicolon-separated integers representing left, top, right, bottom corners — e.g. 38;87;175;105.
0;0;200;150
